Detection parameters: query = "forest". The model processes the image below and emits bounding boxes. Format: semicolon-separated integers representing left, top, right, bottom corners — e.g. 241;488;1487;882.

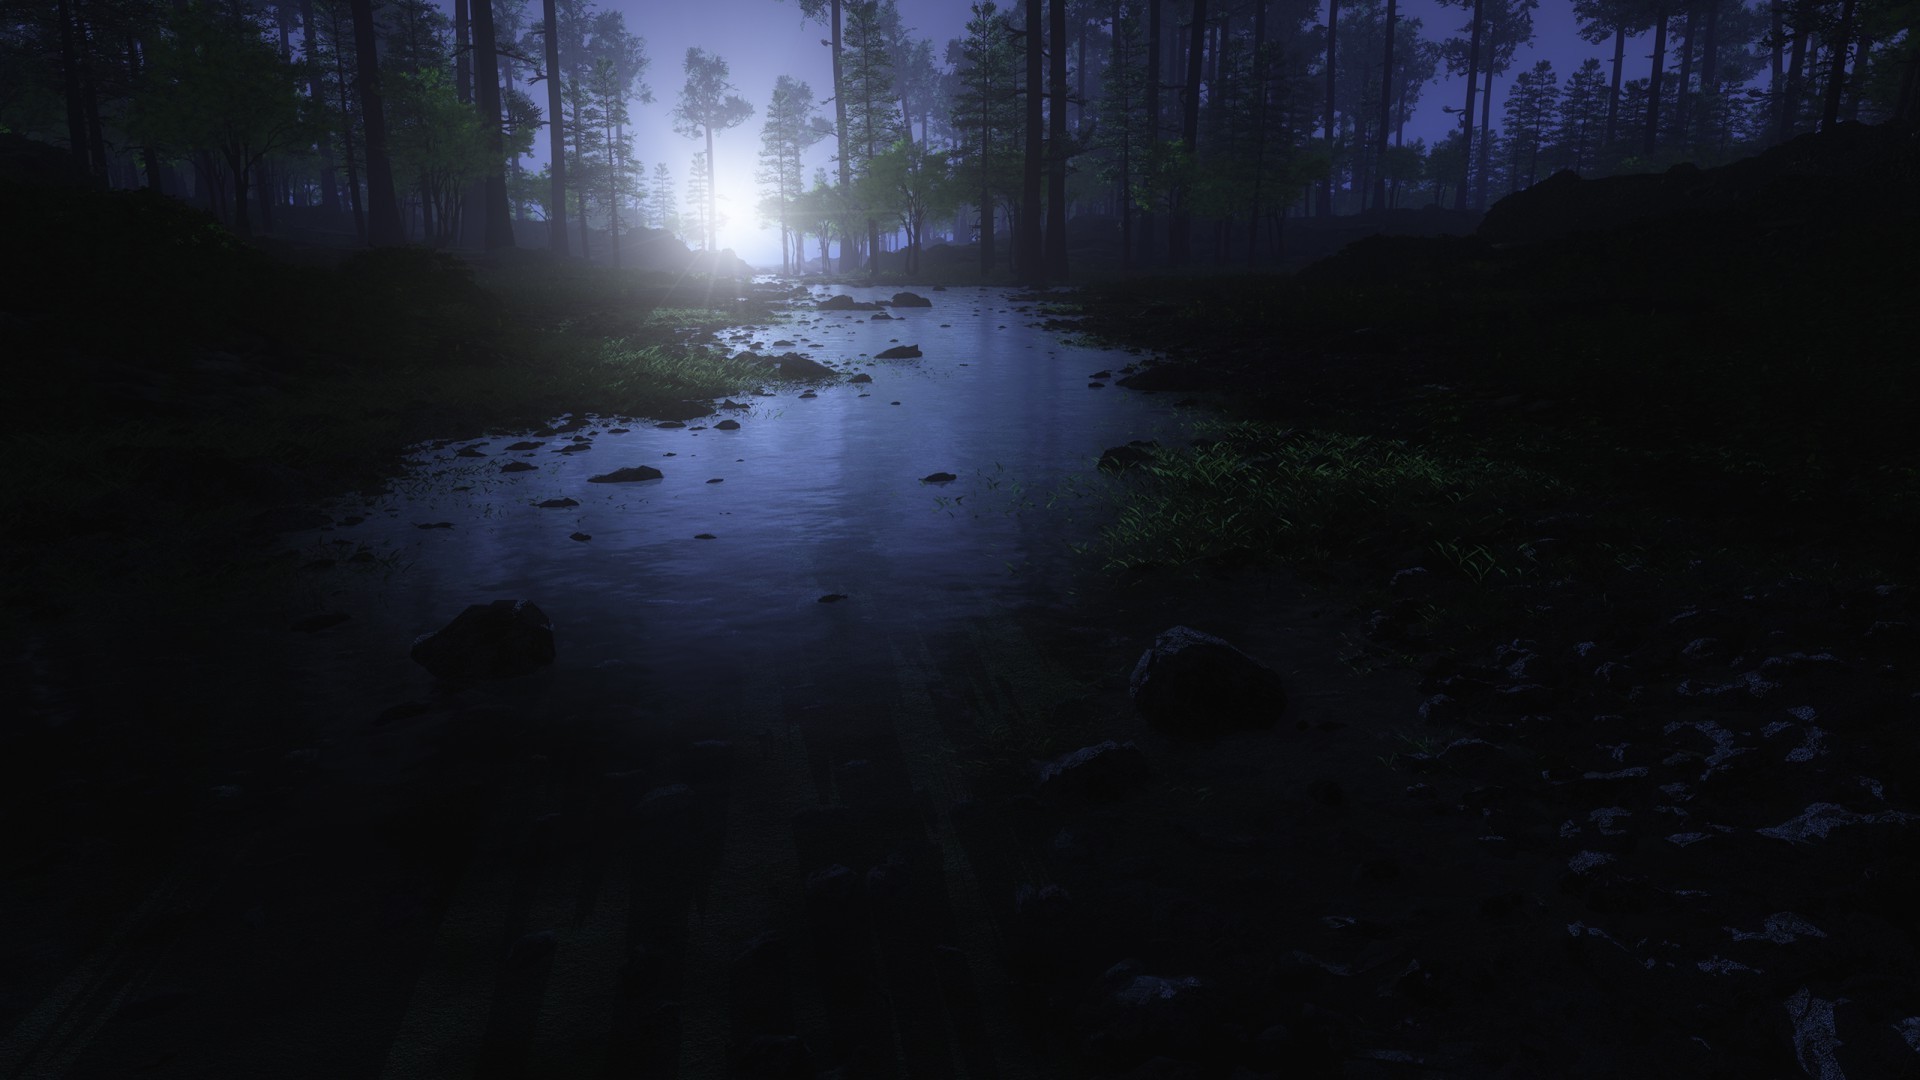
4;1;1920;1078
4;0;1914;275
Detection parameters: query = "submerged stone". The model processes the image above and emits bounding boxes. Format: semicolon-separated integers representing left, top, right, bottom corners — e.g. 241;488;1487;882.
587;466;664;483
1130;625;1288;731
411;599;555;681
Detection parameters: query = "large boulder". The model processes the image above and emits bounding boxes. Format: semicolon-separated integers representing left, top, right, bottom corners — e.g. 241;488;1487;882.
875;344;922;359
1097;440;1159;472
1036;741;1148;800
741;350;835;379
411;599;555;681
890;291;932;307
588;465;664;483
816;294;882;311
1130;626;1287;731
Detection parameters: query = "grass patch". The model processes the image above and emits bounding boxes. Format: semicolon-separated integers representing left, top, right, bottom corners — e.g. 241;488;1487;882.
1083;421;1562;578
0;184;789;634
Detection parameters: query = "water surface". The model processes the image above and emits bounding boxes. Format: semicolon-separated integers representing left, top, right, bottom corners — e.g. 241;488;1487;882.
300;283;1185;717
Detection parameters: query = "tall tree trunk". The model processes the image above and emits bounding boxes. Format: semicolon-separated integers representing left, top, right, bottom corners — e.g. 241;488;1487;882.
1674;5;1697;149
1019;0;1045;284
608;127;620;267
1456;0;1481;210
1770;2;1786;138
229;150;253;237
256;161;277;233
125;35;164;193
1644;3;1669;156
56;0;91;183
471;0;516;249
542;0;568;254
831;0;849;272
1604;25;1624;149
1142;0;1160;263
1820;0;1857;126
1780;11;1808;140
507;59;524;221
1171;0;1204;262
1371;0;1397;210
1320;0;1338;216
331;21;366;242
455;0;472;103
1045;0;1070;279
1076;10;1087;132
349;0;404;245
979;76;994;275
1698;0;1721;147
1843;35;1871;121
706;129;718;252
300;0;341;223
1475;44;1493;210
1247;0;1267;264
77;16;109;188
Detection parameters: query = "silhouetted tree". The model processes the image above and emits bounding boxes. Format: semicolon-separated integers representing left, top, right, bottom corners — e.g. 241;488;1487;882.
470;0;515;247
1502;58;1556;188
672;47;753;252
130;4;308;239
1045;0;1070;278
843;0;900;276
1019;0;1045;283
947;1;1021;275
349;0;404;244
538;0;567;252
758;75;829;273
1554;56;1609;170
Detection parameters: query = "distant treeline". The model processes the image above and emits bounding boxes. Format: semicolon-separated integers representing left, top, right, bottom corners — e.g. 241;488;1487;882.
3;0;1913;278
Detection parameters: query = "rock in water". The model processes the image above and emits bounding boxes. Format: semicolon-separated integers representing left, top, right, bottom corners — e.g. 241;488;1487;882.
1036;741;1148;800
890;291;932;307
1098;441;1159;471
587;465;664;483
411;599;555;681
1130;625;1287;731
816;294;881;311
875;344;922;359
920;471;958;483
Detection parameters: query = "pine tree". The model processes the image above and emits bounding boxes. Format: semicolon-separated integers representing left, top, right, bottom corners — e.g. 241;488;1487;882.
652;161;678;234
946;2;1021;275
842;0;902;276
672;47;754;253
1554;56;1609;172
757;76;829;274
1501;58;1557;189
685;151;713;247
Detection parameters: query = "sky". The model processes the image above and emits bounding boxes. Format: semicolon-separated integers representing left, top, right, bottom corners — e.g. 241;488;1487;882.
511;0;1637;265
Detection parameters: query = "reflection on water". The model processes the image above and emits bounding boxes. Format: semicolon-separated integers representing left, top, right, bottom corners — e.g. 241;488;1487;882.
296;284;1184;716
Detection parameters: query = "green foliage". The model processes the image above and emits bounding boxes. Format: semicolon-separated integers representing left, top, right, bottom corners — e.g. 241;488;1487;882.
127;5;312;177
946;3;1022;223
757;74;829;268
387;67;490;245
1086;423;1557;574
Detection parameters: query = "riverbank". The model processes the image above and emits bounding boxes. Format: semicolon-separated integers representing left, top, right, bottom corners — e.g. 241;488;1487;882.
1020;121;1920;1076
0;182;800;638
5;121;1918;1078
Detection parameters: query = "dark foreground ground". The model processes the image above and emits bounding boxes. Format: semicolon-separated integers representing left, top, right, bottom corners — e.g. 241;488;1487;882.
4;122;1920;1079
